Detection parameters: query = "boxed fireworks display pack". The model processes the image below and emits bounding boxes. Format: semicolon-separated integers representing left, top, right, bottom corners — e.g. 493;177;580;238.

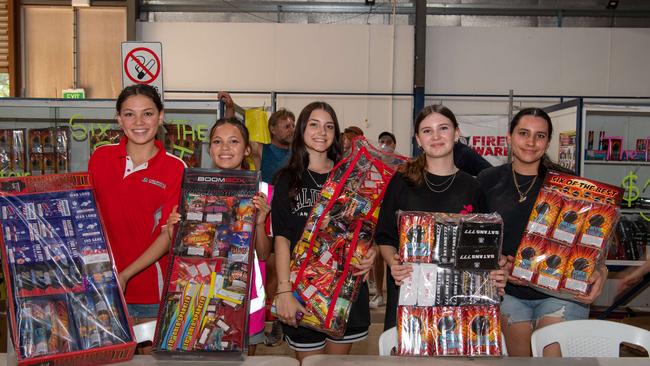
511;171;623;297
0;173;135;366
153;169;258;358
396;211;503;357
276;137;407;337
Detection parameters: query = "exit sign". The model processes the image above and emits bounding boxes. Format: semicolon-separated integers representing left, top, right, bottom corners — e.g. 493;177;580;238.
62;89;86;99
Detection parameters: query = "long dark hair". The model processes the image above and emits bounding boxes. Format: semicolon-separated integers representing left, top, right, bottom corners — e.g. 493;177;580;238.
399;104;459;186
509;108;571;174
274;101;342;198
208;117;251;170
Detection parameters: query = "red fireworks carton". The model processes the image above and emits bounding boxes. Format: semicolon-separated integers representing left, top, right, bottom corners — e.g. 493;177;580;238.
464;305;502;357
578;203;618;250
561;245;600;294
511;234;547;282
399;212;435;263
534;241;572;291
526;190;563;237
397;305;435;356
551;199;591;246
433;306;465;356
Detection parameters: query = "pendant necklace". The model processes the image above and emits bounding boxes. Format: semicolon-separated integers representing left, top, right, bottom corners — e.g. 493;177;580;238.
307;169;325;189
512;165;537;203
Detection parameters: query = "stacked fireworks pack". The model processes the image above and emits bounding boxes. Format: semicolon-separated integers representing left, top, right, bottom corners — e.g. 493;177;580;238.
0;173;134;366
397;212;503;357
154;169;258;358
511;171;623;297
0;129;27;175
28;127;71;176
282;137;406;337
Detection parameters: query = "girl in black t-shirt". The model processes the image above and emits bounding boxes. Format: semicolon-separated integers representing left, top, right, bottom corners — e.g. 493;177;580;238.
271;102;377;362
375;104;508;331
478;108;607;357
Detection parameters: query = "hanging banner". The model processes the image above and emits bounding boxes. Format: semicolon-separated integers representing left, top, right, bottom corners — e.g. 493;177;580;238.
457;115;509;166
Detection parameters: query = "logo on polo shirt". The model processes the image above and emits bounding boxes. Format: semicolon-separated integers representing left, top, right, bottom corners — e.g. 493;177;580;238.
142;177;167;190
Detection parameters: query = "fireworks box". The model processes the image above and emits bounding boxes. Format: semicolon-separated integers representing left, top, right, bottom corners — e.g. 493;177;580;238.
396;211;504;357
0;173;135;366
153;169;258;360
276;137;406;337
511;171;623;297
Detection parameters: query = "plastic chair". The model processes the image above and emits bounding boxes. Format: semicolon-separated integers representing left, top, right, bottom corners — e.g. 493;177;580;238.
378;326;508;356
132;320;157;344
530;319;650;357
378;327;397;355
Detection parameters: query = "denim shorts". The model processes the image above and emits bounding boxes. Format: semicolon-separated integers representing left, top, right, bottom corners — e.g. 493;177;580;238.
500;294;589;325
127;303;160;320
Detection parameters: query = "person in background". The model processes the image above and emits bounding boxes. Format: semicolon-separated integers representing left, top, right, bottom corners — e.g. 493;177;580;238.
478;108;607;357
378;131;396;153
618;260;650;295
341;126;364;154
167;117;272;355
218;91;296;183
272;102;376;362
375;104;507;331
88;84;186;353
369;131;397;309
218;91;295;346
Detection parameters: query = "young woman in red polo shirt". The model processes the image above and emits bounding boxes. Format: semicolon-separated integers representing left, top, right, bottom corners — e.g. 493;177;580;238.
89;85;186;326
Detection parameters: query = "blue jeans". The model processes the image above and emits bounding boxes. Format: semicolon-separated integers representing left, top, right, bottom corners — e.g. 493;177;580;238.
500;294;589;325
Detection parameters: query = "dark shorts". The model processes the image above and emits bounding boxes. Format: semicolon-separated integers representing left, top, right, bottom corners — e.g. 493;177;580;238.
283;282;370;352
283;325;369;352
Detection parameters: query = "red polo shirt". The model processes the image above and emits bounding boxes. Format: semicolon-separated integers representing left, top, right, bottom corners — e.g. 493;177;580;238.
89;137;185;304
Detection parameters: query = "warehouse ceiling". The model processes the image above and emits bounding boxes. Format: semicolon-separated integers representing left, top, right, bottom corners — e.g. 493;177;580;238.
140;0;650;27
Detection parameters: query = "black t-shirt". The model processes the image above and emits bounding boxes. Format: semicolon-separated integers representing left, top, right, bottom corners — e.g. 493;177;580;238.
477;163;549;300
272;169;327;252
375;170;486;330
271;169;370;330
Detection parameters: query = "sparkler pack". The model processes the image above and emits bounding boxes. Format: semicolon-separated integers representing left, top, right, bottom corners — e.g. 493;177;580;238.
396;211;503;357
0;173;134;366
277;137;407;337
153;169;258;359
511;171;623;296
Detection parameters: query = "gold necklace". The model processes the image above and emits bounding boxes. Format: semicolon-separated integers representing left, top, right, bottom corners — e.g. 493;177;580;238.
512;165;537;203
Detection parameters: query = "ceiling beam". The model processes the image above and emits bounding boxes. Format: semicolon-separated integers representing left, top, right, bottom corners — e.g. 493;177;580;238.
140;1;650;18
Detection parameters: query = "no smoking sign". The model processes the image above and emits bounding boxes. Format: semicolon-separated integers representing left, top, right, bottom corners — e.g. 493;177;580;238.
121;42;164;98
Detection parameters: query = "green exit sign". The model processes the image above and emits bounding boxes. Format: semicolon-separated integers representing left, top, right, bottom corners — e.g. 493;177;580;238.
62;88;86;99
